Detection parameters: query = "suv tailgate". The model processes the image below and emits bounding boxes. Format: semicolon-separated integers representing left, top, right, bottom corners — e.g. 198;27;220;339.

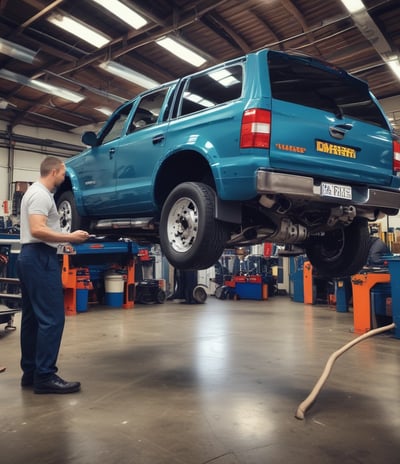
267;51;394;187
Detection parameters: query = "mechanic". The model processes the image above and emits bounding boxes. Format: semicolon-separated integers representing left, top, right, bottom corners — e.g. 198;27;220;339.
17;156;89;394
366;228;392;266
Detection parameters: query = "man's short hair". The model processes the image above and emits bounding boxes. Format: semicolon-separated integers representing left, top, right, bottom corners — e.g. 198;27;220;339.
40;156;63;177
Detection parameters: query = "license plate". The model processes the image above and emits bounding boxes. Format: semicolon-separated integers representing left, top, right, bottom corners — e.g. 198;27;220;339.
320;182;352;200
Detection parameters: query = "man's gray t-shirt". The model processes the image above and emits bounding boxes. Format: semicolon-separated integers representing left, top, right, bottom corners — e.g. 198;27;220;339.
20;181;61;248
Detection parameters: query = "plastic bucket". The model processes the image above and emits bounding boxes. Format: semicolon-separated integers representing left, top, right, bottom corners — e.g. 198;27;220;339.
76;289;89;312
104;274;125;307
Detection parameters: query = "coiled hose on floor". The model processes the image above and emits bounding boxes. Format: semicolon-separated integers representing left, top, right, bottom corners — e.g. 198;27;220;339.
295;322;396;420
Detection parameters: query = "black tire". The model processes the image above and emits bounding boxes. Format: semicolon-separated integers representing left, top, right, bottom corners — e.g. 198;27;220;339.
156;289;166;304
215;285;227;300
305;218;370;278
160;182;228;270
192;285;207;304
56;191;87;233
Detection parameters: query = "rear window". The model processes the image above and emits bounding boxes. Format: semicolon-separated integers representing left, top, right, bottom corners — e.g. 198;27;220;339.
268;51;388;129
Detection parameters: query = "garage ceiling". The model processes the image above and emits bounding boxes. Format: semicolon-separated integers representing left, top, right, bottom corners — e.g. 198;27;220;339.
1;0;400;135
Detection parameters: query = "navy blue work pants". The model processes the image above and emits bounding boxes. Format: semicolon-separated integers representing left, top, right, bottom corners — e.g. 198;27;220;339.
16;243;65;381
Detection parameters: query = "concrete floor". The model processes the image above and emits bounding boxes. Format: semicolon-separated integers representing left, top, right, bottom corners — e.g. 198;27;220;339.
1;295;399;464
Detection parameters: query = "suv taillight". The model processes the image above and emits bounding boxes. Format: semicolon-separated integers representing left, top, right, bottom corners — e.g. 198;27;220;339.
240;109;271;148
394;140;400;173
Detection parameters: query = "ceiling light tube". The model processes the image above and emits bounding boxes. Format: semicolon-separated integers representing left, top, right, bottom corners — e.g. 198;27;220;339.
341;0;366;14
48;14;110;48
99;61;159;89
31;79;85;103
387;59;400;80
0;69;85;103
156;37;206;67
95;106;114;116
0;38;38;64
91;0;148;29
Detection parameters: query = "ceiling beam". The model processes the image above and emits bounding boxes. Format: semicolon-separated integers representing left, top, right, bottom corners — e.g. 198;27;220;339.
16;0;64;32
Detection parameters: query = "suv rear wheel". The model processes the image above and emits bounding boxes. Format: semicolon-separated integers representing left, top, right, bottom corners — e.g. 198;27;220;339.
160;182;228;270
305;218;370;277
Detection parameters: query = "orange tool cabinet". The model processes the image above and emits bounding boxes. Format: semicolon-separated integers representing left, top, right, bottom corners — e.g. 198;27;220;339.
351;271;391;334
61;240;138;315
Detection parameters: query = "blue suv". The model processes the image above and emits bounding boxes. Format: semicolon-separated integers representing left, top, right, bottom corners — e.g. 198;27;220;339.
56;49;400;277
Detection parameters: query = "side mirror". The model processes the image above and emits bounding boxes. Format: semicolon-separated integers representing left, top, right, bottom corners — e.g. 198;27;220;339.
82;131;98;147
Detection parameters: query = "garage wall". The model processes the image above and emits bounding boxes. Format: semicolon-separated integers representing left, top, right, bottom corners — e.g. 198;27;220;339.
0;120;83;205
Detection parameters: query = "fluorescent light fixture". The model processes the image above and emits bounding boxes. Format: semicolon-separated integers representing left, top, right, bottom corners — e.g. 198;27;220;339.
387;59;400;80
0;38;37;64
95;106;114;116
341;0;366;14
184;92;214;108
0;69;85;103
208;69;239;87
99;61;159;89
48;14;110;48
91;0;147;29
157;37;206;67
31;79;85;103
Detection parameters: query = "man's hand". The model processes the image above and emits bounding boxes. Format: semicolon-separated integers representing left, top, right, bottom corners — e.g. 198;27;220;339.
69;230;90;243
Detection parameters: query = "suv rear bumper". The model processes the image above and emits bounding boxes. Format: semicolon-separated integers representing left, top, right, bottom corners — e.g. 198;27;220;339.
256;170;400;212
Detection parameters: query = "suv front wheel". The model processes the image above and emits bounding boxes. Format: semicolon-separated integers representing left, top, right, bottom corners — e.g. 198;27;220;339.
57;191;87;233
160;182;229;270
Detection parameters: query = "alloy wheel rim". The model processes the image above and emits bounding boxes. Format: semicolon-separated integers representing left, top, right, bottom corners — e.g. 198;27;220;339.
167;197;199;252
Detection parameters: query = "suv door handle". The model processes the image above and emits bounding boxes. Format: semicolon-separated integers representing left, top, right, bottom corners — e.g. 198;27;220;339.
109;148;115;159
152;134;164;145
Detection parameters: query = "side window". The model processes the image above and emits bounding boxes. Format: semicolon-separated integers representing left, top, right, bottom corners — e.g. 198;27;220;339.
128;88;169;133
178;64;243;117
100;103;133;145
